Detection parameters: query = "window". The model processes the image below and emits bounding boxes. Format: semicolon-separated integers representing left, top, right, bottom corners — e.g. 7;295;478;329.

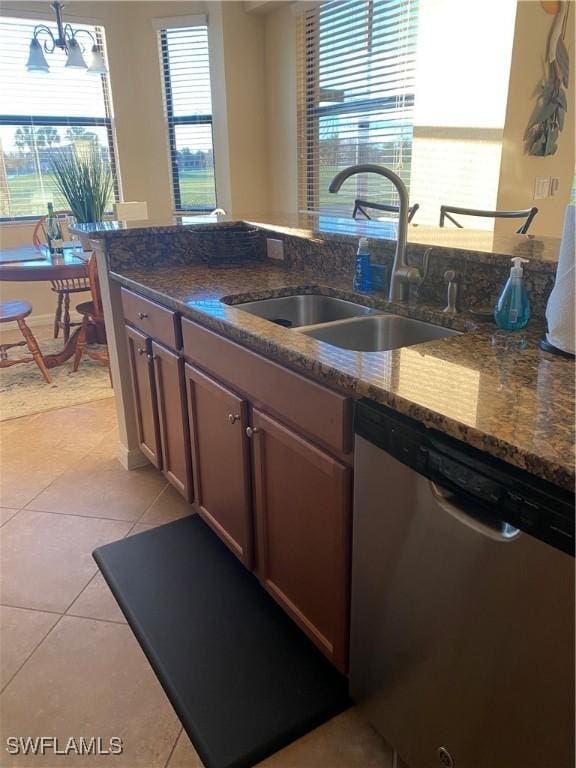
0;16;117;219
159;24;216;213
408;0;517;229
298;0;419;217
298;0;517;231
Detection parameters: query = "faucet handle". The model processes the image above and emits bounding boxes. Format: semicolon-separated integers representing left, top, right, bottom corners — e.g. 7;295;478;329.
406;267;424;285
406;247;435;288
420;247;434;284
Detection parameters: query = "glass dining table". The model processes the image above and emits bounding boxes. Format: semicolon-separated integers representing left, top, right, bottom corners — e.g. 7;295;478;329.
0;243;90;368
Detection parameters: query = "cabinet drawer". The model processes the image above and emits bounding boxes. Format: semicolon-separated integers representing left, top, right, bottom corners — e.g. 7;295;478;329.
182;319;352;456
122;288;180;349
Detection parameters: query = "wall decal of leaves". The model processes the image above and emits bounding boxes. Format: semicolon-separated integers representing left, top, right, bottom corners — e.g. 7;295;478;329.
525;2;570;156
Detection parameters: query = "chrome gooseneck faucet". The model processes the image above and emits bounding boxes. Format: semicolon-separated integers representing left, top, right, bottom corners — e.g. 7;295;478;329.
329;164;429;302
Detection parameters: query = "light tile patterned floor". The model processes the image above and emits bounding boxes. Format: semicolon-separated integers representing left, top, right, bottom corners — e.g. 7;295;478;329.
0;398;396;768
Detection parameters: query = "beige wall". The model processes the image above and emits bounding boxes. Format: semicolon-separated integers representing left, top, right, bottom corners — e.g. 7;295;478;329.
0;0;270;225
409;0;517;230
263;0;575;236
496;0;575;236
0;0;270;316
264;3;298;214
2;0;572;321
0;1;206;226
218;2;269;217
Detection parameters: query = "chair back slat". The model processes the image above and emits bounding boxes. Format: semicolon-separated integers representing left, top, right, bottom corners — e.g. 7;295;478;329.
439;205;538;234
353;200;419;223
50;277;90;292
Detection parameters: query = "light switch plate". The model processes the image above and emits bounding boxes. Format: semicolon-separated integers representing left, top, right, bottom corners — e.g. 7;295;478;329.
534;176;551;200
267;238;285;261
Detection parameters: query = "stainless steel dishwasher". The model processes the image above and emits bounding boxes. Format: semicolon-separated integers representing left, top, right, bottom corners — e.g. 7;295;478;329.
351;400;574;768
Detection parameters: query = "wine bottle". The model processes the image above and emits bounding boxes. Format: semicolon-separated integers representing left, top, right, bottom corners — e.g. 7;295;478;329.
46;202;63;253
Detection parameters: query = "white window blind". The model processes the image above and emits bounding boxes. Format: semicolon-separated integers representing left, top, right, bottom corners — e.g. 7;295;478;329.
408;0;517;230
159;25;216;213
298;0;419;218
0;16;117;219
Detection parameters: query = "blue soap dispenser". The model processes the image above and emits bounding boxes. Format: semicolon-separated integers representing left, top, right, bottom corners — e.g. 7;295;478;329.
494;257;531;331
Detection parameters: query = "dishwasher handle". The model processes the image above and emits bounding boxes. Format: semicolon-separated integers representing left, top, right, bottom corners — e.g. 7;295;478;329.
430;482;520;542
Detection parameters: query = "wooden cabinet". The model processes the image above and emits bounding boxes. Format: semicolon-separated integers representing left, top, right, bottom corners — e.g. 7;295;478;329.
185;364;253;567
152;342;192;500
123;299;353;670
250;409;351;671
121;288;181;349
184;363;351;669
124;322;192;500
182;318;352;456
125;325;162;468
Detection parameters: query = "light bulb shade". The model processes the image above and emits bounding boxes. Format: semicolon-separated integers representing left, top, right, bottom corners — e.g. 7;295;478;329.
65;38;87;69
87;45;107;75
26;38;49;72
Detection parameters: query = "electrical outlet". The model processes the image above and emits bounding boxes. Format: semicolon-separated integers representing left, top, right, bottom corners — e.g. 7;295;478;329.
267;238;284;261
534;176;551;200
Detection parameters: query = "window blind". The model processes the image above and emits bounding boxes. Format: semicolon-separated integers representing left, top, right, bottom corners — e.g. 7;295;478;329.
408;0;517;229
297;0;419;218
0;16;117;219
159;25;216;213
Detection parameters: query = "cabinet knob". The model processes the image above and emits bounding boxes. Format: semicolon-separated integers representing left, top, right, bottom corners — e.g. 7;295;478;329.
148;353;157;361
245;426;259;438
228;413;240;424
137;347;146;355
137;312;148;320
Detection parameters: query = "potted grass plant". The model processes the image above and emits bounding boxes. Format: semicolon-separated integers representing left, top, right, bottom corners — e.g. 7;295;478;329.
50;145;113;227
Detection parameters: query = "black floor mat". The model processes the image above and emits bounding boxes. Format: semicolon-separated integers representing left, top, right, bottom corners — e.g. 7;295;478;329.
93;515;350;768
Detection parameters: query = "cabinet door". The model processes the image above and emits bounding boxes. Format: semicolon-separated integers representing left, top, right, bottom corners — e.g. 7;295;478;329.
250;409;352;671
152;342;193;501
185;364;253;567
125;324;161;468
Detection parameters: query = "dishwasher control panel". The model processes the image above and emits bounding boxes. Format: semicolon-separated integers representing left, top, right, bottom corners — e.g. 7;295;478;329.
355;399;575;556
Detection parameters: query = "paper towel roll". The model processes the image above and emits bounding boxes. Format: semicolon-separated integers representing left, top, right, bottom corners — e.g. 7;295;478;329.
545;204;575;355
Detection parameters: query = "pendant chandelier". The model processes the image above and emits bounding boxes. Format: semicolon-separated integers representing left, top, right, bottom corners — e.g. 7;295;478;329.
26;1;107;75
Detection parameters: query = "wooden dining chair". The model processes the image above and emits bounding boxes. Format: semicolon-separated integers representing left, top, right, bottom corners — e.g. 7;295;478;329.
353;199;419;223
32;211;90;343
72;253;110;379
0;300;51;383
439;205;539;234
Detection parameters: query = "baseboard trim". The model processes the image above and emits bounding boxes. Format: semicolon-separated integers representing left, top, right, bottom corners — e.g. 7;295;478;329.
117;443;150;471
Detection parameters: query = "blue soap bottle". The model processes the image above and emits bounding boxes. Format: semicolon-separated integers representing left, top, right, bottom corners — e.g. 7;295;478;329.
354;237;371;293
494;257;531;331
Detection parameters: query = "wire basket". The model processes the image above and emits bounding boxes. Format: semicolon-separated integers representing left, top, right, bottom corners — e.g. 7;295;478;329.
188;223;262;267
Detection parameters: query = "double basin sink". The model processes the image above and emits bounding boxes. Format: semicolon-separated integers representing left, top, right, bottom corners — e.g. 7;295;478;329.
234;294;460;352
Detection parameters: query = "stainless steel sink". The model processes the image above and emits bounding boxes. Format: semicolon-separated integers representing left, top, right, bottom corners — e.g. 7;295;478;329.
234;294;379;328
299;315;460;351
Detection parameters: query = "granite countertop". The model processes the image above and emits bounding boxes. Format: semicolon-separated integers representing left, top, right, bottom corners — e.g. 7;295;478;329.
74;212;562;264
109;260;575;492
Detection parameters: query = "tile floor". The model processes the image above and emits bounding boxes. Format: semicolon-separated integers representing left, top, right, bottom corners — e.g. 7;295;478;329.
0;397;396;767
